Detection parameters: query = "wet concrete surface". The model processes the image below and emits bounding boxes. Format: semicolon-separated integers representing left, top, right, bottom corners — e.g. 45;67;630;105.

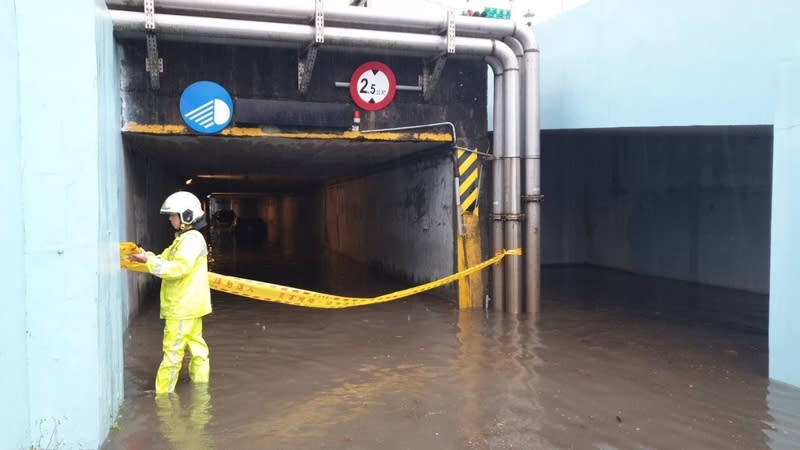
103;232;800;449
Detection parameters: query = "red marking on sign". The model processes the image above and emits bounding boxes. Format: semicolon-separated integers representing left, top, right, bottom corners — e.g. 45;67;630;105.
349;61;397;111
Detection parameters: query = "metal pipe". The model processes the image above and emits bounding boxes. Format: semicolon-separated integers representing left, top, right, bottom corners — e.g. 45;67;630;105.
503;36;527;315
360;122;457;141
508;25;542;305
107;1;506;35
335;81;422;92
522;39;541;315
110;11;519;66
486;56;504;312
107;1;538;44
502;64;522;315
503;37;524;69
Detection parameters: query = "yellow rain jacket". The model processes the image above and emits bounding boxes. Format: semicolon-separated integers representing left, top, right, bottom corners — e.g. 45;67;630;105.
145;229;212;319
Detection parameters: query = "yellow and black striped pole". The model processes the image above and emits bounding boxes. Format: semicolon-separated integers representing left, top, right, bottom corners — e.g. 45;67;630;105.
454;147;485;309
456;148;480;214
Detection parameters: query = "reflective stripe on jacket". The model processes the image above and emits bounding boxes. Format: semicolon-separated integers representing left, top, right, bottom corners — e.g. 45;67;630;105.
146;229;212;319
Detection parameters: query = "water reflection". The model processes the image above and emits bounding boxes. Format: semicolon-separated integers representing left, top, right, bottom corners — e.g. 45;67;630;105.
155;384;213;450
103;236;798;449
764;380;800;449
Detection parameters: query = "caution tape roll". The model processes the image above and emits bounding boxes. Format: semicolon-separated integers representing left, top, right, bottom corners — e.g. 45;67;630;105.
119;242;521;309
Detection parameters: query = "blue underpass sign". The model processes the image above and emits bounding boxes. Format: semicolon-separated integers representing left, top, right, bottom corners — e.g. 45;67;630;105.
180;81;234;134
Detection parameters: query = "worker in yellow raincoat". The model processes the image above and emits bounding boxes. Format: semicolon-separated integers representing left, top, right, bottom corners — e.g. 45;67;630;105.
129;191;212;394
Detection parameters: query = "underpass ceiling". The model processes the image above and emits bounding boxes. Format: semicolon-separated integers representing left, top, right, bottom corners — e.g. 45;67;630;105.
123;132;452;192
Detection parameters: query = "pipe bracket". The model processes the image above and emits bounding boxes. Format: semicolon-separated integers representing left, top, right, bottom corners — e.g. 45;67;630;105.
421;10;455;101
298;45;319;94
490;213;525;222
522;194;544;203
422;55;447;101
314;0;325;44
298;0;324;95
143;0;162;90
446;9;456;54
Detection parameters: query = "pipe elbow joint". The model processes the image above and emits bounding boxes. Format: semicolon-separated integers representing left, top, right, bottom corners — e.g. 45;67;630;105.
491;40;519;72
485;56;503;76
512;22;539;52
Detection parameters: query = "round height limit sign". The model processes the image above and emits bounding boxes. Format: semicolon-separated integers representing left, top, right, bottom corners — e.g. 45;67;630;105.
349;61;397;111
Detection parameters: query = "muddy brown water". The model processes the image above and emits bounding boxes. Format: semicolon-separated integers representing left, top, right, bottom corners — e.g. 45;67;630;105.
103;235;800;449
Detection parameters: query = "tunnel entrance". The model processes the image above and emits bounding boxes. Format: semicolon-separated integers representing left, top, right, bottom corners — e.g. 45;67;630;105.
540;125;771;347
122;127;458;312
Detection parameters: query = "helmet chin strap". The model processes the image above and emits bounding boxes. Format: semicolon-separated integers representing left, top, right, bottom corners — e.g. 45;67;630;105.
177;215;207;234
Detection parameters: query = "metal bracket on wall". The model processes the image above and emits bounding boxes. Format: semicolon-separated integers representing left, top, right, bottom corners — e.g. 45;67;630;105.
143;0;163;90
314;0;325;44
421;10;455;101
298;0;325;94
298;46;319;95
446;9;456;54
422;56;447;101
489;213;526;222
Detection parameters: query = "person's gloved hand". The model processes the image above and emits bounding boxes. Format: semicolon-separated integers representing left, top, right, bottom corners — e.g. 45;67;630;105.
129;250;149;263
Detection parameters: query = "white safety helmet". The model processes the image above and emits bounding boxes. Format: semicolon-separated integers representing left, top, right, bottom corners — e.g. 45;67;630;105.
160;191;205;225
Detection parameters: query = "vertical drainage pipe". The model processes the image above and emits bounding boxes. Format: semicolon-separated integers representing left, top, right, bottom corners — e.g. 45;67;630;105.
501;50;522;315
486;56;504;312
503;37;525;315
513;27;541;315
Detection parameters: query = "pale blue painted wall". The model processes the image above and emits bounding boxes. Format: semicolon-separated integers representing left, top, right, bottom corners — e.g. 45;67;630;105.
95;0;126;439
0;0;31;448
1;0;126;448
533;0;800;129
531;0;800;387
769;60;800;387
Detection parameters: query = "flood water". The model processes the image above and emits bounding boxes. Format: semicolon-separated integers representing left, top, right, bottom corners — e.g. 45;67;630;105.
103;231;800;449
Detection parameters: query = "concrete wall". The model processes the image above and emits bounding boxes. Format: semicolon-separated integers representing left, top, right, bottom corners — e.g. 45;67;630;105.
540;132;590;265
769;60;800;387
123;145;184;318
533;0;800;130
541;127;772;294
0;1;128;448
322;154;456;284
118;42;487;142
0;0;30;448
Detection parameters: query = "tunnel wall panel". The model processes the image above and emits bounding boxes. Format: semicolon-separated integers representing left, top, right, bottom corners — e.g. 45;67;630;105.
540;133;590;265
123;146;186;319
323;155;455;285
542;128;771;294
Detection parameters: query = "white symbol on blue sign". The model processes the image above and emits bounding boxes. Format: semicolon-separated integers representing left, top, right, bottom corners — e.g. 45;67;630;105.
179;81;233;134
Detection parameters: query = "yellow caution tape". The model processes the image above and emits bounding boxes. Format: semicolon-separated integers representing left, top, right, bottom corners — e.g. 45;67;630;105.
119;242;521;309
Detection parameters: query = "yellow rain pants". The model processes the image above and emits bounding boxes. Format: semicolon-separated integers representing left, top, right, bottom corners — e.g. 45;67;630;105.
144;229;212;394
156;318;210;394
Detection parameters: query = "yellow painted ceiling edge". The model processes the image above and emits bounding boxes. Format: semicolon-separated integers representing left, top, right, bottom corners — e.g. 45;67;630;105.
122;122;453;143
